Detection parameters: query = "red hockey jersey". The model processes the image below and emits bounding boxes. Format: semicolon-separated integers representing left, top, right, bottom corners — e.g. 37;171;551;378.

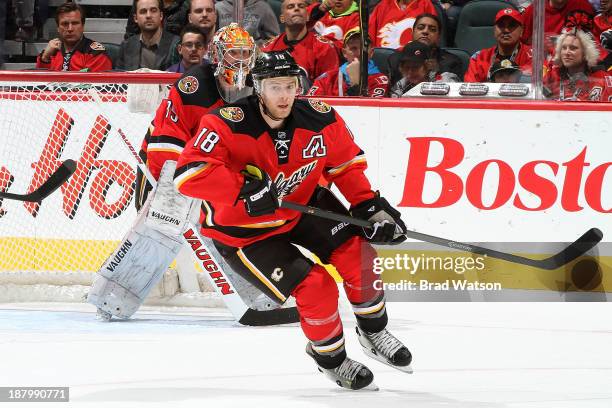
36;36;112;72
175;96;375;247
142;63;226;180
521;0;595;44
308;68;389;97
313;7;360;48
464;43;533;83
543;66;611;101
261;32;340;82
368;0;438;49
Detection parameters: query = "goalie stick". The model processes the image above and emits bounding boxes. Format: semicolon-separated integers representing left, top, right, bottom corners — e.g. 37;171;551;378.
88;90;298;325
0;160;76;202
280;200;603;271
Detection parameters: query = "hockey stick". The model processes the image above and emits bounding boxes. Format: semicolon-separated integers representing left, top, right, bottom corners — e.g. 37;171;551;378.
0;160;77;202
87;90;298;325
280;201;603;270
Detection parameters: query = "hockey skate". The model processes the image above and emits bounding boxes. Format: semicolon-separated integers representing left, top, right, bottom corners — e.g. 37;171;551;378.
306;344;378;390
356;327;413;373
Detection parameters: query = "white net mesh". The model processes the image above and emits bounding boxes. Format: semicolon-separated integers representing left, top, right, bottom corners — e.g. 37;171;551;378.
0;74;182;300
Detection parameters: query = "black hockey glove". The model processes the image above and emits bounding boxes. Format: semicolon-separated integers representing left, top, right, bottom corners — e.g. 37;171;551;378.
239;164;279;217
351;192;407;244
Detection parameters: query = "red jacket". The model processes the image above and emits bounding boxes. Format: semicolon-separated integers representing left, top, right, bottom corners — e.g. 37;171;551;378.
521;0;595;44
309;68;389;97
313;7;360;49
175;96;374;247
261;32;340;83
36;36;112;72
593;13;611;43
368;0;438;49
464;43;532;83
543;66;611;101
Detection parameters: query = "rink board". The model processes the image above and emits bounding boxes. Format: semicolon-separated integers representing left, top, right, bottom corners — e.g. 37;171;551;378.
0;96;610;293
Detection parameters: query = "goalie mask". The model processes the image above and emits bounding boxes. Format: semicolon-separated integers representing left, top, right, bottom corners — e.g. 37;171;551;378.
211;23;256;90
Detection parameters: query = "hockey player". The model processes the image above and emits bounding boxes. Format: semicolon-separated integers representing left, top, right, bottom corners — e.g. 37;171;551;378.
175;51;412;390
88;24;258;321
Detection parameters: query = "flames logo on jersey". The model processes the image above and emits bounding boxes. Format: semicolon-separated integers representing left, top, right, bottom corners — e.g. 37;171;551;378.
178;76;199;94
378;18;416;49
219;107;245;122
274;161;318;199
308;99;332;113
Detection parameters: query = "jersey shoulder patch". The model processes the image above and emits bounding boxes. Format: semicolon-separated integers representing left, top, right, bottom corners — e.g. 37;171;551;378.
90;41;106;53
292;99;336;132
178;75;199;94
174;64;221;108
307;98;332;113
219;106;245;122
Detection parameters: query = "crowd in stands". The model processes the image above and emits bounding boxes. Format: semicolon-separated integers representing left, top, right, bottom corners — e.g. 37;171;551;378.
0;0;610;101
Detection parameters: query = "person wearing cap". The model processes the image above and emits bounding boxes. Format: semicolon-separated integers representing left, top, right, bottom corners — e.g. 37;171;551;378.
464;8;532;83
489;59;523;83
389;40;459;97
308;29;389;97
261;0;340;83
521;0;595;45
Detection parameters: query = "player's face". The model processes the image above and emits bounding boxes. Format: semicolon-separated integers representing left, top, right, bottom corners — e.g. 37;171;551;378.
179;33;207;67
281;0;308;27
189;0;216;30
495;17;522;48
413;17;440;47
260;77;299;119
331;0;353;14
57;11;84;47
560;36;585;70
400;61;428;85
134;0;163;33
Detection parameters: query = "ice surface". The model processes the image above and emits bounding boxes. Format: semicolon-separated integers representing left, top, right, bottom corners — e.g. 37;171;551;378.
1;301;612;408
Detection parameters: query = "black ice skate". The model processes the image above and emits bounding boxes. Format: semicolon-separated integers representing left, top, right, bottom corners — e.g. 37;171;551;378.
306;344;378;390
356;327;413;373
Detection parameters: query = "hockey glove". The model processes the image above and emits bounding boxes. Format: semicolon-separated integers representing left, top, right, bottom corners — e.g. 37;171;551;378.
351;192;407;244
239;164;279;217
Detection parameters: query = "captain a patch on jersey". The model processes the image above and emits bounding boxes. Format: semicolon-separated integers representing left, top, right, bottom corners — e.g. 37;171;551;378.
219;106;245;122
178;76;199;94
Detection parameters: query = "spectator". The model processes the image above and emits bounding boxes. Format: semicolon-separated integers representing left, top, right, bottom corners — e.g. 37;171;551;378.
308;29;389;97
389;41;459;97
489;59;523;82
262;0;339;83
600;27;612;68
125;0;189;38
167;24;207;72
544;29;610;100
13;0;35;41
216;0;280;45
117;0;180;71
310;0;360;48
390;12;463;82
369;0;439;49
188;0;217;47
36;2;112;71
594;0;611;42
522;0;595;44
464;8;532;82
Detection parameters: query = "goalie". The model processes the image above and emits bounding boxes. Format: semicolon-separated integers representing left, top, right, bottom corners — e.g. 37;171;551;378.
87;24;278;322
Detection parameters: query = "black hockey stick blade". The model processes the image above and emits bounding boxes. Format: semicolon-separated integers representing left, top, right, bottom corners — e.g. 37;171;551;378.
280;201;604;270
0;159;77;202
238;306;299;326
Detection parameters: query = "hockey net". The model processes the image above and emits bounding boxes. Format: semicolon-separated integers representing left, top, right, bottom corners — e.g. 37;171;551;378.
0;71;220;306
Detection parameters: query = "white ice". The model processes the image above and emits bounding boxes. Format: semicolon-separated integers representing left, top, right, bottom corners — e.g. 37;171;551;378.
1;300;612;408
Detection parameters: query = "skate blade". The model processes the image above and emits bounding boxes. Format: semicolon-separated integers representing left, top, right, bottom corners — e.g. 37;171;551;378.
95;309;112;322
362;349;414;374
362;382;379;391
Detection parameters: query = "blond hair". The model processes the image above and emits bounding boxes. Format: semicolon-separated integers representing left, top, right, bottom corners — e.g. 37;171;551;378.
553;30;600;68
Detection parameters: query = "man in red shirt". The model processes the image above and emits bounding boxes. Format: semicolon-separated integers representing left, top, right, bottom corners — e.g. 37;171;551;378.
521;0;595;45
262;0;339;84
464;8;532;83
309;29;389;97
368;0;439;49
36;2;112;71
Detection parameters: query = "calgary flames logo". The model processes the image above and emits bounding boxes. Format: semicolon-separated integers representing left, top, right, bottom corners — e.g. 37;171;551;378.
308;99;332;114
219;107;245;122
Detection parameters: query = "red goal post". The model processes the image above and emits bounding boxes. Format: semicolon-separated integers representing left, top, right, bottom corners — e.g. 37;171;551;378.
0;71;222;305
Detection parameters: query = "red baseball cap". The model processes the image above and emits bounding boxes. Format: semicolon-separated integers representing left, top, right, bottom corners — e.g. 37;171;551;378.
495;8;524;26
